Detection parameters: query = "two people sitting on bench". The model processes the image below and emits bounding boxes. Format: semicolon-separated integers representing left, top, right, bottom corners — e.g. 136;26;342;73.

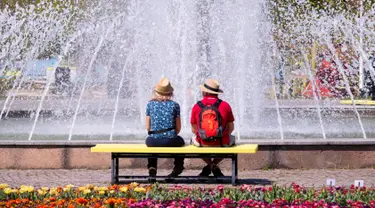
145;78;235;179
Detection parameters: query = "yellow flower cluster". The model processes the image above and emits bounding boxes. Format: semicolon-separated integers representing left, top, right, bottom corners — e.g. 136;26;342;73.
49;187;58;195
37;187;49;196
0;182;149;197
94;186;108;195
3;188;18;195
19;185;34;194
63;184;74;192
134;187;146;193
0;184;8;189
119;187;128;193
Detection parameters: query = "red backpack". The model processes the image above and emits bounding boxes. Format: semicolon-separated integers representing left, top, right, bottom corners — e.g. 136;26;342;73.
197;99;224;145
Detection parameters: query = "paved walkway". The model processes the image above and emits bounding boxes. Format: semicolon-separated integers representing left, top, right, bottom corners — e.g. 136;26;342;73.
0;168;374;188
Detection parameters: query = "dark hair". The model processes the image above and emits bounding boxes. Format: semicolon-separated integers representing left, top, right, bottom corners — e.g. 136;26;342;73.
202;91;218;97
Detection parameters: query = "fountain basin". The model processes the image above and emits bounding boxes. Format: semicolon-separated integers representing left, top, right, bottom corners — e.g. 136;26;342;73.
1;139;375;170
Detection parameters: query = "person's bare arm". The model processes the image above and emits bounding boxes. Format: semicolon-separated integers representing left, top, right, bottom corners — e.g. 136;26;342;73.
175;117;181;134
146;116;151;131
226;122;234;135
191;124;197;135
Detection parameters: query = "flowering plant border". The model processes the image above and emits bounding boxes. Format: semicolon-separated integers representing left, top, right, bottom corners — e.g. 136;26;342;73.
1;183;375;207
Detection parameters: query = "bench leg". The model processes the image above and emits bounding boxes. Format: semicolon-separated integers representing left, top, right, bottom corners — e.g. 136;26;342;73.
232;154;238;186
111;154;115;185
115;157;119;184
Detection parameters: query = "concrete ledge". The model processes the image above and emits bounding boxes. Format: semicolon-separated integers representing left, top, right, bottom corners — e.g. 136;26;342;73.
1;139;375;170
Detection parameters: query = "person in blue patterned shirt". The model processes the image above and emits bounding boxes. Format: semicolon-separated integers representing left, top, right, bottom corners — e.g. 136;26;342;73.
145;78;184;181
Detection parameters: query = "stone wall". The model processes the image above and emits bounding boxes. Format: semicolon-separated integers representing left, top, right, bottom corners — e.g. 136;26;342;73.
1;145;374;169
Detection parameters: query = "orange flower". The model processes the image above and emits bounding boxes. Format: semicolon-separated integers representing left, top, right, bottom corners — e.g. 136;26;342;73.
57;186;62;192
49;197;57;202
118;198;127;202
57;199;66;206
6;200;15;208
146;186;152;192
93;202;103;208
77;198;89;205
36;205;49;208
108;184;119;190
67;204;75;208
105;198;119;205
50;202;57;207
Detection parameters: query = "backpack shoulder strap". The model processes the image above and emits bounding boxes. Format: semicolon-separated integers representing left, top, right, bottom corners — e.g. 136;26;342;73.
197;101;205;108
212;99;223;127
213;99;222;108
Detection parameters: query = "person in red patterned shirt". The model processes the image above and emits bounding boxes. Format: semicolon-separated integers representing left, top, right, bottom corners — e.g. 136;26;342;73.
190;79;235;177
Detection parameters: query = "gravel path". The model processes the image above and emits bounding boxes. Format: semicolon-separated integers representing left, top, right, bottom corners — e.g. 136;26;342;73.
0;168;373;188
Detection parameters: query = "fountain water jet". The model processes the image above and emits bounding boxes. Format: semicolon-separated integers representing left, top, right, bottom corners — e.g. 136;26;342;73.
325;40;367;139
68;23;114;141
110;51;133;140
300;48;327;139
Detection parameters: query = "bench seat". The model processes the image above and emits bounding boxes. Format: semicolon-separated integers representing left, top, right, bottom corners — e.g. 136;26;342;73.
91;144;258;154
91;144;258;185
340;99;375;105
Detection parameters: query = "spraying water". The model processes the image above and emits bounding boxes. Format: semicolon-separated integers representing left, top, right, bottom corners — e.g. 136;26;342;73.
1;0;375;140
110;51;133;140
68;23;113;141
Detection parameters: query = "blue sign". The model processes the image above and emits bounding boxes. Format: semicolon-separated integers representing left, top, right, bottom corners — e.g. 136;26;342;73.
24;58;58;79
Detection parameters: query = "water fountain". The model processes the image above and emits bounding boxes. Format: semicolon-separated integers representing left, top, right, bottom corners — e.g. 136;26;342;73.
1;0;375;142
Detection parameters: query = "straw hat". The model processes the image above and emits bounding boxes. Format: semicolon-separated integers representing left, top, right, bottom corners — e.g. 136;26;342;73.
199;79;223;94
154;78;174;95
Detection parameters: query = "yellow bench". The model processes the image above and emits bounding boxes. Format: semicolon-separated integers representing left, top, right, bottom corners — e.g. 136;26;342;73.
91;144;258;185
340;99;375;105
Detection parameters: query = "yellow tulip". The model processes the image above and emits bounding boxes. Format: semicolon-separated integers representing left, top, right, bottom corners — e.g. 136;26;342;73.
119;187;128;193
99;186;107;191
3;188;12;195
49;188;58;195
99;190;105;195
41;187;49;191
134;187;146;193
66;184;74;189
27;186;34;193
110;190;115;194
0;184;8;189
78;186;86;191
37;189;47;196
20;185;34;193
83;189;91;195
94;186;107;192
130;182;138;187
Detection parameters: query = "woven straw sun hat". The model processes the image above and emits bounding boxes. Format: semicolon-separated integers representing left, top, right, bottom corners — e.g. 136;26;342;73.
199;79;223;94
154;78;174;95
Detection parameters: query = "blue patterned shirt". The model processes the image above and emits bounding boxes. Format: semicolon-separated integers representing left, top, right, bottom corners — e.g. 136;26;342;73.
146;100;180;138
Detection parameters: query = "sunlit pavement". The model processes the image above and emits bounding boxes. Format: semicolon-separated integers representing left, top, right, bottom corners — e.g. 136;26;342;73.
0;168;373;188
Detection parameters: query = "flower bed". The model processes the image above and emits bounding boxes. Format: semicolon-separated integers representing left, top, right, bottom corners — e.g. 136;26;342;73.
1;183;375;207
